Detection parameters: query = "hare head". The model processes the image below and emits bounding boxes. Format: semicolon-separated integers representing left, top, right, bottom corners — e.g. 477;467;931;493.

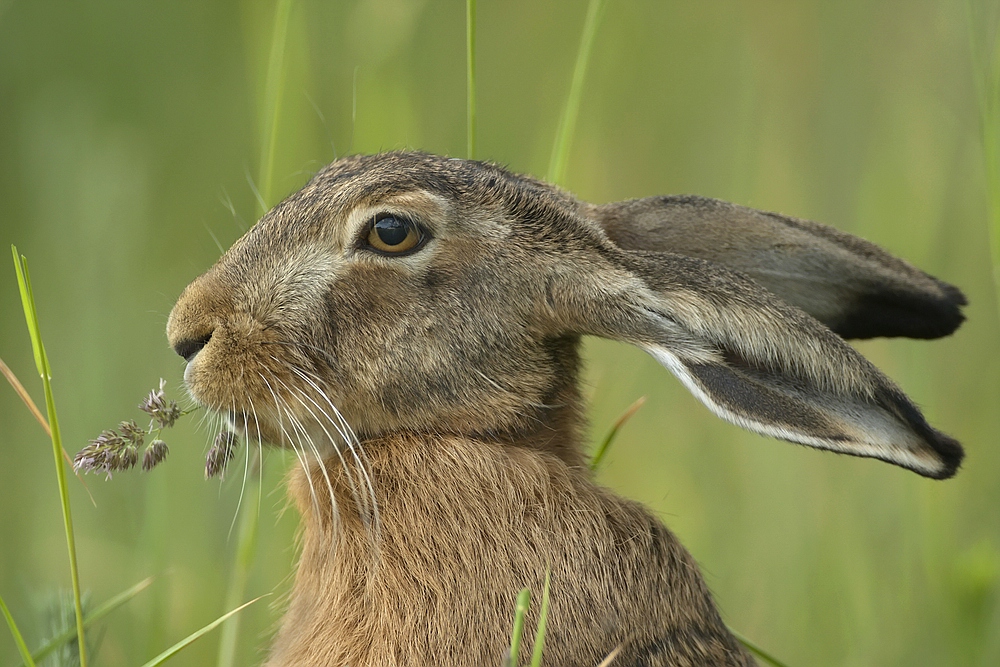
168;151;963;479
167;151;964;666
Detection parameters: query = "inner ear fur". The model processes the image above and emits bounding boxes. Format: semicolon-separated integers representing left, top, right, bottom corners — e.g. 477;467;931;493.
549;248;963;479
592;196;966;340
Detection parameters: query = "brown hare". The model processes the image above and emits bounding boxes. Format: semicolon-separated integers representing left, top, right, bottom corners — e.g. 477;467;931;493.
167;152;965;666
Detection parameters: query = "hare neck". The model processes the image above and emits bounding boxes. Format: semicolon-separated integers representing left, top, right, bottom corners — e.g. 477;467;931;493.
270;435;585;666
269;435;751;667
474;373;587;467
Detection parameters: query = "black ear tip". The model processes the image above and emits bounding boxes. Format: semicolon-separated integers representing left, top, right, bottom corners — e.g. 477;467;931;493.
925;430;964;480
942;281;968;307
932;280;968;337
875;386;963;479
925;289;967;339
832;280;967;340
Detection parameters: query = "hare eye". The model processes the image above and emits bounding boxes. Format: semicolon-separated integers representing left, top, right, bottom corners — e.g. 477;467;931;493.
366;214;424;255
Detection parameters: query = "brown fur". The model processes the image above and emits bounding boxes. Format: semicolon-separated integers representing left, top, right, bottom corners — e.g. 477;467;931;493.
270;435;751;666
166;151;964;666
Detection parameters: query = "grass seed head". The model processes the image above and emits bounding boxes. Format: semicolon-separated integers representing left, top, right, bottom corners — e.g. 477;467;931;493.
73;428;138;479
205;430;238;479
139;378;182;428
119;420;146;447
77;380;188;479
142;439;169;471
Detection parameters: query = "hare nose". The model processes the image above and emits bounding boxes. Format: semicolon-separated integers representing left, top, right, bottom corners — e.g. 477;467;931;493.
173;331;214;362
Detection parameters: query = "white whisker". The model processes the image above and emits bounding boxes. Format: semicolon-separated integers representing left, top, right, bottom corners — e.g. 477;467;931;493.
248;395;264;518
271;373;355;516
287;364;381;535
229;402;251;541
276;382;342;533
259;372;321;519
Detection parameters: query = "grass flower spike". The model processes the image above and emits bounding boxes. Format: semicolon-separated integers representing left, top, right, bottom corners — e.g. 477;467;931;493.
142;439;169;472
119;420;146;447
205;430;238;479
73;428;138;479
75;379;190;478
139;378;181;428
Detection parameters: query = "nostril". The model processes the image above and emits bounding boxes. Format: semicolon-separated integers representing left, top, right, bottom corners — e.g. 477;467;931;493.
173;332;214;362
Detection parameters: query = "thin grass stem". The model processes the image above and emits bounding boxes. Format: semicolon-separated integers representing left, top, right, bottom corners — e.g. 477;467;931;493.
1;355;49;433
216;2;294;662
967;0;1000;314
987;17;1000;314
729;628;791;667
590;396;645;471
0;355;96;504
506;587;531;667
215;455;261;667
528;570;551;667
0;593;36;667
547;0;607;184
139;596;263;667
259;0;295;209
11;246;87;667
466;0;477;159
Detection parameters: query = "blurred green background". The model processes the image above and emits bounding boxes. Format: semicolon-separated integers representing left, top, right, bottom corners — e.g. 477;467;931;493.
2;0;999;665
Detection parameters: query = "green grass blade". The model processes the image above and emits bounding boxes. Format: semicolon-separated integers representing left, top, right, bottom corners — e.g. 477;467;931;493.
12;247;88;667
139;596;263;667
11;246;44;376
729;628;791;667
546;0;607;184
466;0;476;159
590;396;645;471
23;577;154;666
215;472;261;667
0;592;37;667
528;570;551;667
506;587;531;667
258;0;295;209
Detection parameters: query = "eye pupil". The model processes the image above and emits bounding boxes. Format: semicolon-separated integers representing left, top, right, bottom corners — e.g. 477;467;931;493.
366;214;424;254
375;216;409;246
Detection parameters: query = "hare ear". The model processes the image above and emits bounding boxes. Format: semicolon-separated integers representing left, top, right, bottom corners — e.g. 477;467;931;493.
593;196;966;340
550;248;963;479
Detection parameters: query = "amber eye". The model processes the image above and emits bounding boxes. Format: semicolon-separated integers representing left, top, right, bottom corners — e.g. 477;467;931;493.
366;214;424;255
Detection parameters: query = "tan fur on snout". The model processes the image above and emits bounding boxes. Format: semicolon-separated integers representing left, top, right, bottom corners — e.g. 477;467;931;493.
167;151;965;666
